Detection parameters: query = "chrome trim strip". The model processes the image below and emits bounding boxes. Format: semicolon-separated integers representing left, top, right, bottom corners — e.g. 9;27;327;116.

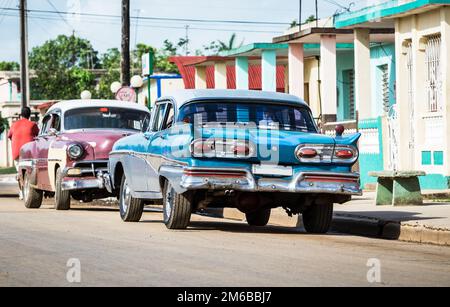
110;150;188;166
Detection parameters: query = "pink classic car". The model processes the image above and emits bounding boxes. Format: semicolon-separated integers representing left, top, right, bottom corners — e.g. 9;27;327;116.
18;100;150;210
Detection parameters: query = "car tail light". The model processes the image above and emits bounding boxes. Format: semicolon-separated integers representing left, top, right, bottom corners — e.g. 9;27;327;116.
335;149;354;159
298;148;318;159
296;144;334;163
191;139;255;159
334;146;358;163
296;144;358;164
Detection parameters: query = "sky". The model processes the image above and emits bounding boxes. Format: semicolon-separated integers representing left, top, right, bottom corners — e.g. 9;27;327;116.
0;0;377;62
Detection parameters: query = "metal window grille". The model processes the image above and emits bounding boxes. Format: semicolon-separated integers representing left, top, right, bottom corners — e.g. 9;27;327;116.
348;70;355;120
380;64;390;113
425;34;443;113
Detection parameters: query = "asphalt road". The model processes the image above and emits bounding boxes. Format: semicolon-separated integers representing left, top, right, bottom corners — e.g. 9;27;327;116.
1;197;450;287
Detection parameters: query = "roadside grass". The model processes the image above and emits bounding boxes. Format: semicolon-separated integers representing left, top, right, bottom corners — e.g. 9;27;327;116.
0;167;17;175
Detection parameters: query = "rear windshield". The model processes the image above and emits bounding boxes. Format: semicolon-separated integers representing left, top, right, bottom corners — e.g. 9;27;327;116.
64;107;150;131
178;102;318;133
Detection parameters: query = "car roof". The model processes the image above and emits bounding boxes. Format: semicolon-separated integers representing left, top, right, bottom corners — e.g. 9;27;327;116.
158;89;308;108
47;100;150;114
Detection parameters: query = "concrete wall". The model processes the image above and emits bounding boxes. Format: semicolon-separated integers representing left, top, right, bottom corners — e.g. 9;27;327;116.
395;6;450;189
0;80;19;102
138;77;184;108
304;57;321;120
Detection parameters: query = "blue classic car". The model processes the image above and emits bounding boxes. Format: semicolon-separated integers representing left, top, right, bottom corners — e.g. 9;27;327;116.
107;90;362;233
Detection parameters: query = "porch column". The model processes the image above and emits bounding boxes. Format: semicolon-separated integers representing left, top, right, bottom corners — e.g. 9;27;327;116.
288;43;304;98
214;62;227;89
441;8;450;176
354;28;372;120
195;66;207;89
235;57;249;90
320;35;337;123
262;50;277;92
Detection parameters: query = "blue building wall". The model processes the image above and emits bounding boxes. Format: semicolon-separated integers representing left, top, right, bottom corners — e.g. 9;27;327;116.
337;51;355;121
370;43;396;117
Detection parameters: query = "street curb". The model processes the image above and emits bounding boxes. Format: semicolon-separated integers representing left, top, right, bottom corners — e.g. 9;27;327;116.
218;208;450;246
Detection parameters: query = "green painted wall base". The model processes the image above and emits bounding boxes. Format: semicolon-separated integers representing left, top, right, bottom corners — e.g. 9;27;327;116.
419;174;450;190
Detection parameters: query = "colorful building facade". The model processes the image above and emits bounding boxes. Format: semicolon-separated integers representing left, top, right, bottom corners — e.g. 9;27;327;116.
335;0;450;190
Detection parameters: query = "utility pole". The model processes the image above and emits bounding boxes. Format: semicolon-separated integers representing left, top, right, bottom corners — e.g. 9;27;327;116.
121;0;131;86
299;0;302;31
315;0;319;27
19;0;30;108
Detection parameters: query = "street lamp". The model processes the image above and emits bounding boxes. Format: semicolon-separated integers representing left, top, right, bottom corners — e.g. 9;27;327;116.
110;81;122;95
81;90;92;100
130;75;143;103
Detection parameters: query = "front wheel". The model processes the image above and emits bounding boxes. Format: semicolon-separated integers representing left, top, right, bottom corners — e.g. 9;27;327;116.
23;173;43;209
55;168;71;211
246;209;271;227
119;175;144;222
302;203;334;234
163;181;192;230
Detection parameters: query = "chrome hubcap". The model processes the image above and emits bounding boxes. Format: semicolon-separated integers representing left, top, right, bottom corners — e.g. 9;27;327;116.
23;176;30;202
121;179;131;213
165;187;173;219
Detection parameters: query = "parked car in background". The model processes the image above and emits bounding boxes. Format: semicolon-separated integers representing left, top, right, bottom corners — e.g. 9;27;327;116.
18;100;150;210
107;90;362;234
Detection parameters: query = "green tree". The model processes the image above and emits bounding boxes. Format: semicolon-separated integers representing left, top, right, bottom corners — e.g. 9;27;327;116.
29;35;98;100
217;33;243;52
0;62;20;71
305;15;317;23
0;112;9;135
96;48;121;99
290;20;298;28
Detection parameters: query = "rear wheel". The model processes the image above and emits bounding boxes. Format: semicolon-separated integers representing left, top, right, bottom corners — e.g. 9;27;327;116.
246;209;271;227
302;203;334;234
119;175;144;222
23;173;43;209
55;168;71;211
163;181;192;230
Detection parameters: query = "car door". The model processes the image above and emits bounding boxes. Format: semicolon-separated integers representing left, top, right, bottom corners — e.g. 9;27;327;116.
47;111;64;192
35;114;55;191
124;102;168;194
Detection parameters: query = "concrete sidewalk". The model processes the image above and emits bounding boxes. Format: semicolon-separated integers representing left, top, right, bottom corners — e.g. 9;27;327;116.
0;174;18;196
221;192;450;246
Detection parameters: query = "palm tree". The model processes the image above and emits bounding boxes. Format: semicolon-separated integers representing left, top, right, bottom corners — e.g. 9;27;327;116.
218;33;244;52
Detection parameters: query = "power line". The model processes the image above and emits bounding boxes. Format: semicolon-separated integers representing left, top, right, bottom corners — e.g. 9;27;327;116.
45;0;74;32
1;12;283;34
0;0;13;25
0;7;291;26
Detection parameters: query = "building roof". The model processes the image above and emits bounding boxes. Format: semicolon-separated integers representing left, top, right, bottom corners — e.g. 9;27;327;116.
335;0;450;29
159;89;307;108
273;27;395;44
169;56;286;91
219;43;289;57
47;99;150;114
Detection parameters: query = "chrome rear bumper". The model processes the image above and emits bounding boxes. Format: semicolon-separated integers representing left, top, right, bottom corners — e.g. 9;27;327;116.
160;166;362;196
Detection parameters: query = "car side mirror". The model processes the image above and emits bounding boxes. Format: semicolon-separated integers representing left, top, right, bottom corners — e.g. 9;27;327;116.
48;128;58;136
143;132;153;140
